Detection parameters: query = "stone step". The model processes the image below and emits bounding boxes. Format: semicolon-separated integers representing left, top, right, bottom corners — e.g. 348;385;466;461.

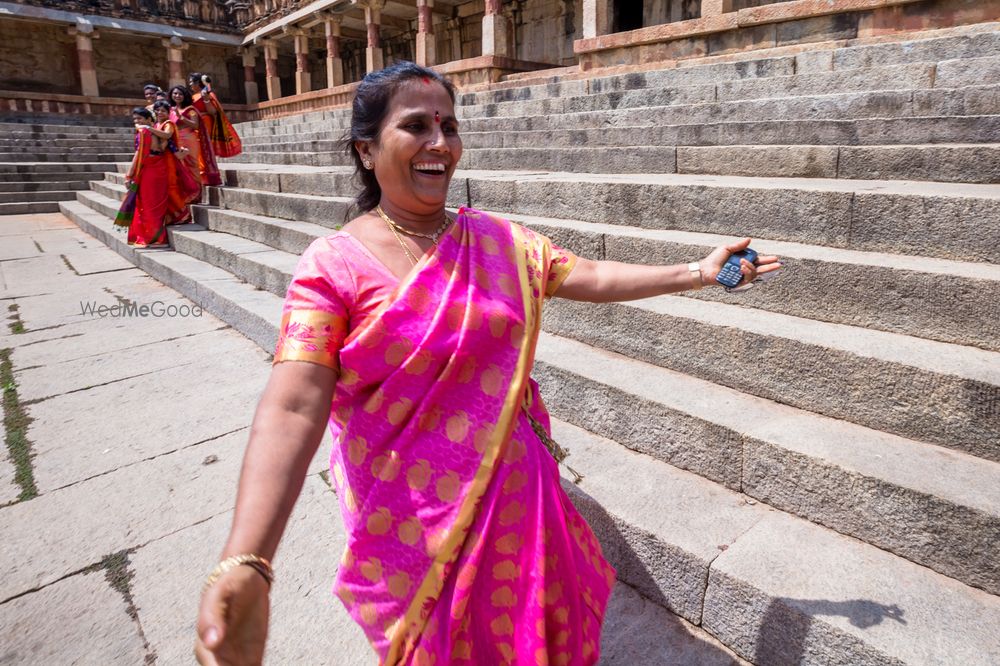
0;190;78;203
219;187;355;227
0;152;133;162
460;115;1000;149
459;86;1000;133
228;151;352;167
510;212;1000;352
194;205;331;256
459;144;1000;183
537;333;1000;596
0;121;133;134
0;144;132;154
0;139;134;150
0;162;119;174
0;171;106;183
541;291;999;460
550;417;1000;664
0;201;61;214
59;196;1000;664
463;171;1000;263
0;180;90;192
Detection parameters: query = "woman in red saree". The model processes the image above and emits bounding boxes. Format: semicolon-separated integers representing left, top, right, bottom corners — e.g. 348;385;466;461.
150;100;201;224
195;63;782;665
169;84;211;192
121;107;169;247
189;72;242;160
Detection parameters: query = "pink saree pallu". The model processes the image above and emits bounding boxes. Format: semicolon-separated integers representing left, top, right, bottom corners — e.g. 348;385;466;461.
274;209;615;665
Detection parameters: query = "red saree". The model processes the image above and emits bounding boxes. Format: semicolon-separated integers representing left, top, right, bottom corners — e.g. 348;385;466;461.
193;90;242;158
274;210;614;665
123;128;168;247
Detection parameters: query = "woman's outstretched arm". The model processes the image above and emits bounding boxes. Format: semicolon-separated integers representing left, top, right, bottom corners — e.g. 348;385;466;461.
195;360;337;666
556;237;782;302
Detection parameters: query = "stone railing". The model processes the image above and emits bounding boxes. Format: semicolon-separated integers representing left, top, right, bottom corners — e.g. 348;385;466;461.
6;0;240;33
0;89;252;123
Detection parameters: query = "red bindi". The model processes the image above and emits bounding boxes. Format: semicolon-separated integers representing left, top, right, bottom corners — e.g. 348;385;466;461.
421;76;431;85
434;111;441;124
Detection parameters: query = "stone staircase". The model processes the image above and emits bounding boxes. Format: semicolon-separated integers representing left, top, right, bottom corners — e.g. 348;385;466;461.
0;120;133;214
60;20;1000;665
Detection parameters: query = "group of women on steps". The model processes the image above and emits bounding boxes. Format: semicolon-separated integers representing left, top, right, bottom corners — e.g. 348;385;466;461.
117;73;242;247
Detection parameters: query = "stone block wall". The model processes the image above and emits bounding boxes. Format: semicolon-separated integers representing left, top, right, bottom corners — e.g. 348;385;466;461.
0;21;79;95
93;32;164;99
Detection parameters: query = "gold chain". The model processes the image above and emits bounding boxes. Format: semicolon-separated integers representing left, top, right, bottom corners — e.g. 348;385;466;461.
385;218;419;267
375;205;451;244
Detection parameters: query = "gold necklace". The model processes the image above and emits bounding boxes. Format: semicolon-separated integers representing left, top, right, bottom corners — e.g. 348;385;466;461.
385;219;419;267
375;205;451;244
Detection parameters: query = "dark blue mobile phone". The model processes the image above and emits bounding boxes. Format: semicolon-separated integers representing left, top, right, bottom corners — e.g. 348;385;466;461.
716;248;759;288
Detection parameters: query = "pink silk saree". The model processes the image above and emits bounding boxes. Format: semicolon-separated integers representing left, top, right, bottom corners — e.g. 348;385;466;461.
274;208;615;665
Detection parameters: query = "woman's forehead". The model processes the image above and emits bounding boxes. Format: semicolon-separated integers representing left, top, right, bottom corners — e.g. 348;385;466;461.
387;80;454;116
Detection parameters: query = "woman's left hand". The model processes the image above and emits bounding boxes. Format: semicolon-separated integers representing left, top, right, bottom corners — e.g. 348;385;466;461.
699;237;782;289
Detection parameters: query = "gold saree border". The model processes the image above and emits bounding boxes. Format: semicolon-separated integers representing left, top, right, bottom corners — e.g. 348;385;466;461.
272;309;345;370
383;213;541;665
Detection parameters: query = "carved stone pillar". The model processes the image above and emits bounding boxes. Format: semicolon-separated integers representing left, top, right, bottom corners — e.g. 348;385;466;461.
447;17;462;61
359;0;385;73
482;0;510;57
163;36;187;88
415;0;435;67
263;39;282;100
242;46;259;104
323;15;344;87
289;28;311;94
69;25;100;97
582;0;611;39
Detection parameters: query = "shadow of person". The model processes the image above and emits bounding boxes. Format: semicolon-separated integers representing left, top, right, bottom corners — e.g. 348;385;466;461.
754;597;906;666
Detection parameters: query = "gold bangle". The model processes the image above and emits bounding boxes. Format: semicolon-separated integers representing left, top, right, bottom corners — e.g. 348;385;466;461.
687;262;703;290
203;554;274;593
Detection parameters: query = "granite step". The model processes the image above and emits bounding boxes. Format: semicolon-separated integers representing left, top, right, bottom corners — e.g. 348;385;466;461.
460;115;1000;149
0;121;132;135
536;333;1000;595
459;143;1000;183
0;201;61;214
0;162;119;174
0;190;79;203
508;212;1000;352
462;171;1000;263
549;418;1000;665
0;152;134;162
542;291;999;459
0;171;105;183
0;180;90;192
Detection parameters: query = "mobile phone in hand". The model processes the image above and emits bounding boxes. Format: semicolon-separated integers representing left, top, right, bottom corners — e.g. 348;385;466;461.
716;248;759;288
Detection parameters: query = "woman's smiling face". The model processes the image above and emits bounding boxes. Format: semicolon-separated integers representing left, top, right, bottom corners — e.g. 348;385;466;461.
359;79;462;214
171;88;185;105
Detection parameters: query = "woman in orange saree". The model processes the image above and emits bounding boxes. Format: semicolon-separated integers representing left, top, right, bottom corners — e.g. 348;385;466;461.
189;72;242;159
168;85;207;192
150;100;200;224
195;63;782;666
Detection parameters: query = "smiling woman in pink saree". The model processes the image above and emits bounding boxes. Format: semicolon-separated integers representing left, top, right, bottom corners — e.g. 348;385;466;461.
195;62;781;666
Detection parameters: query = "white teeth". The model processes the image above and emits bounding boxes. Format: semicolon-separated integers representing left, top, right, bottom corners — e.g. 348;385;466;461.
414;163;446;172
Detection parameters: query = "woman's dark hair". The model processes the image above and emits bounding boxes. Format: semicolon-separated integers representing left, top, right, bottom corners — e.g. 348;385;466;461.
344;61;456;212
143;84;160;93
152;100;171;113
188;72;211;88
168;84;193;108
132;107;153;120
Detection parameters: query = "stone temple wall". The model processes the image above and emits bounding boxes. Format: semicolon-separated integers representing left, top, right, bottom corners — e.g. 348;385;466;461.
0;21;79;95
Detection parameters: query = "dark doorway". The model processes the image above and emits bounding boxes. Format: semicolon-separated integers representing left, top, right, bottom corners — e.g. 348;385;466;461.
614;0;644;32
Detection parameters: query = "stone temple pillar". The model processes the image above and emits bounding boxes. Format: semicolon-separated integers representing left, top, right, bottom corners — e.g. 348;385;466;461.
482;0;510;57
323;15;344;88
582;0;611;39
263;39;282;100
415;0;435;67
69;25;100;97
242;47;259;104
361;0;386;73
163;36;187;88
291;29;311;95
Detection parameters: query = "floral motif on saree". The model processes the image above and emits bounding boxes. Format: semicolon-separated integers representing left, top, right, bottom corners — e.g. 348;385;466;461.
275;209;615;665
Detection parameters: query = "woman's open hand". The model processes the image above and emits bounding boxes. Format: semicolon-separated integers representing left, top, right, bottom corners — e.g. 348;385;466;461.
700;237;782;289
195;565;270;666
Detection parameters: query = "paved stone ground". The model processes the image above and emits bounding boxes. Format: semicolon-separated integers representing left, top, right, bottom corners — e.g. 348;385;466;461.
0;213;746;665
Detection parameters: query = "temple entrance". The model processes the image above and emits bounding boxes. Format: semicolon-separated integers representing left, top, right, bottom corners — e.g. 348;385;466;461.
614;0;644;32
